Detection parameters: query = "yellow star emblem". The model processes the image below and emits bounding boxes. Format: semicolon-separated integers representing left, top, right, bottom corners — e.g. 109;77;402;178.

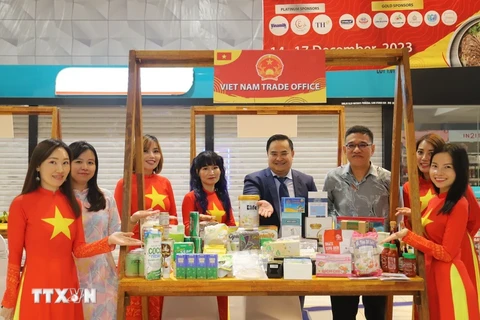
421;209;434;228
145;186;167;210
42;206;75;240
419;189;435;213
207;203;225;222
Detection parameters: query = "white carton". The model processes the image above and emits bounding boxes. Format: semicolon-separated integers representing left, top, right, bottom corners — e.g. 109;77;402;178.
284;258;312;280
308;191;329;217
144;228;162;280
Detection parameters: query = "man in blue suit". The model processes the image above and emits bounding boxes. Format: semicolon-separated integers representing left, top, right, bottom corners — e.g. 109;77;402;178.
243;134;317;312
243;134;317;237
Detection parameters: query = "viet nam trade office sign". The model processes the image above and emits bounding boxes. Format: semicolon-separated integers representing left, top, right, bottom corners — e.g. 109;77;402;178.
213;50;326;104
263;0;480;69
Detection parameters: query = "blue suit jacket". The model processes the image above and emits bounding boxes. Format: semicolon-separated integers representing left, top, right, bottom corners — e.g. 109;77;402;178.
243;168;317;237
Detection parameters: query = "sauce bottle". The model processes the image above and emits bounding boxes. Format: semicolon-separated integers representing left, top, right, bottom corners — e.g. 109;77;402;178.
398;241;405;272
387;243;399;273
380;243;390;272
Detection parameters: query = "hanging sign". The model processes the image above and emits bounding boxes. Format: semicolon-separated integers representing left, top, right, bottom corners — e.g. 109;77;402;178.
213;50;326;104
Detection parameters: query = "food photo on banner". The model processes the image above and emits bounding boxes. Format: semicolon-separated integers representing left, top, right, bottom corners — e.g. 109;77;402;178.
262;0;480;69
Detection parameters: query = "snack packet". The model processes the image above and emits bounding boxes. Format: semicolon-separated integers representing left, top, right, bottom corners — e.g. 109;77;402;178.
350;231;382;277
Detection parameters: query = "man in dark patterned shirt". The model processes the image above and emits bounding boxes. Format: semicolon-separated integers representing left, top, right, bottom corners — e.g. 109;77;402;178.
323;125;388;320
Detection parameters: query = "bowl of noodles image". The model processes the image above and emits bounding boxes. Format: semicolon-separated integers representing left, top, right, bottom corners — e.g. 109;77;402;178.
448;15;480;67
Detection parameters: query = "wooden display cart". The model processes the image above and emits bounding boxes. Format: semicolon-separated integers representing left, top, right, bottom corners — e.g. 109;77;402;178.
0;106;62;239
117;49;428;320
189;105;346;165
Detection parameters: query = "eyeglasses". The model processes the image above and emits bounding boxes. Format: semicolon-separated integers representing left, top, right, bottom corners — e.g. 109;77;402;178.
345;143;372;150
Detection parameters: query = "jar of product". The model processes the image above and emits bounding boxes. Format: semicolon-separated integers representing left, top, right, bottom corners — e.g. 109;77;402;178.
159;212;170;240
138;251;145;277
238;195;260;228
387;243;399;273
125;248;144;277
141;213;160;242
403;253;417;277
380;243;390;272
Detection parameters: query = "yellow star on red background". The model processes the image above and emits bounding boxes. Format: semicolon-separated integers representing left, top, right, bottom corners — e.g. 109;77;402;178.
420;189;435;212
207;203;225;222
42;206;74;240
145;186;167;210
421;209;434;228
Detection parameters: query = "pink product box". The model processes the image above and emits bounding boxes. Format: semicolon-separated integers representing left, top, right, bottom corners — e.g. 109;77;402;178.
315;254;352;277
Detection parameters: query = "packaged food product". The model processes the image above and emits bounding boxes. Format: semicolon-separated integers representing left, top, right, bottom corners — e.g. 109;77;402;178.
238;195;260;228
403;253;417;277
351;232;382;277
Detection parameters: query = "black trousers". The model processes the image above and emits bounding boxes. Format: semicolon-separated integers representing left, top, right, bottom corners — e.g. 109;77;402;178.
330;295;387;320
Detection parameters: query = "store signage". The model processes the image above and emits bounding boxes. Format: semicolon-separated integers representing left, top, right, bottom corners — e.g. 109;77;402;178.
55;67;194;96
263;0;480;69
213;50;326;103
449;130;480;142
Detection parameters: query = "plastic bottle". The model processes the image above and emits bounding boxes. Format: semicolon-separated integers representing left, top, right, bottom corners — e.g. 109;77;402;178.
403;253;417;277
387;243;399;273
380;243;390;272
398;241;405;272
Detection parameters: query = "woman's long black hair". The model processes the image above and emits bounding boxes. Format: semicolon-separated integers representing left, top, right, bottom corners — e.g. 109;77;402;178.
431;143;469;214
69;141;106;212
22;139;81;218
189;151;232;220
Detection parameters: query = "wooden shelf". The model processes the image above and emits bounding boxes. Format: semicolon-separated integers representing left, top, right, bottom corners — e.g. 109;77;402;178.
118;276;425;297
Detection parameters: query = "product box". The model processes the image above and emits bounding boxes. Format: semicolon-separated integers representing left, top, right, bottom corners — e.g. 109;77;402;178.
263;239;300;257
175;254;186;279
340;220;372;234
308;191;329;217
238;230;260;251
186;254;197;279
281;212;302;237
284;257;313;280
173;242;194;260
195;254;207;279
316;254;352;277
206;254;218;279
281;197;305;213
305;217;333;240
323;229;342;254
161;240;174;279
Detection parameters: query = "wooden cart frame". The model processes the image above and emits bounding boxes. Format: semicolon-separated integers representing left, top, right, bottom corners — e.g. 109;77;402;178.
0;106;62;139
117;49;428;320
189;105;346;165
0;106;62;239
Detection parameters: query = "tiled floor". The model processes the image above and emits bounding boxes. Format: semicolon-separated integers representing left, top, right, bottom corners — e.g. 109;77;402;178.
304;295;413;320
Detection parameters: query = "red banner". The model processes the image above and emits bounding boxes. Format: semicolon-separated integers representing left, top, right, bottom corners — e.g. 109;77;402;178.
213;50;326;104
263;0;480;69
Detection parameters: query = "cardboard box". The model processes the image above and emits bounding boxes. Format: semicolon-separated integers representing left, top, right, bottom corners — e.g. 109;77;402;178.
196;254;207;279
186;254;196;279
206;254;218;279
281;212;302;237
340;220;372;234
175;254;186;279
284;258;313;280
281;197;306;213
238;230;260;251
308;191;329;217
173;242;194;260
305;217;333;240
316;254;352;277
263;239;300;257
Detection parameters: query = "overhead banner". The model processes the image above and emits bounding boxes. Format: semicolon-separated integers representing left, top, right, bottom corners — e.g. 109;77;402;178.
213;50;326;104
263;0;480;69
